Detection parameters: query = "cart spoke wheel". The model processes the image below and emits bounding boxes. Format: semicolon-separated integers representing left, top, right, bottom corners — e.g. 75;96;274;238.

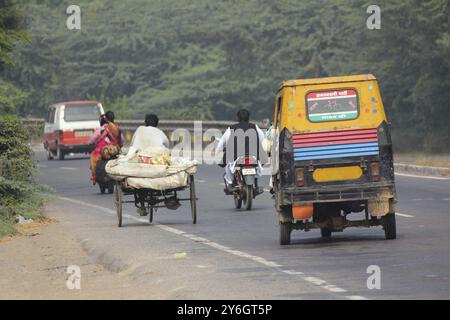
149;208;154;223
114;181;123;227
190;175;197;224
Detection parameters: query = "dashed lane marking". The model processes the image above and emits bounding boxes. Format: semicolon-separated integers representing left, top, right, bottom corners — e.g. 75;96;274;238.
58;196;369;300
396;212;415;218
60;167;77;171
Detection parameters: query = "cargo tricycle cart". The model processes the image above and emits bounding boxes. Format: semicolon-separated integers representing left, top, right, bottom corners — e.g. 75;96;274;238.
113;175;197;227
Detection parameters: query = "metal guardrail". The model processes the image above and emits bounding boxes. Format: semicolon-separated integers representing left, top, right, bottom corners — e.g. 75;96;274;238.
21;118;269;144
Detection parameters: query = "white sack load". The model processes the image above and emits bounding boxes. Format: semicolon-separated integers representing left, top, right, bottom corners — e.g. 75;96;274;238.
105;146;197;189
125;172;190;190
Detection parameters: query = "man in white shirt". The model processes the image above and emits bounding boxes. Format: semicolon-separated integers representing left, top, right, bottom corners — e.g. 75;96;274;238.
124;114;169;160
215;109;266;193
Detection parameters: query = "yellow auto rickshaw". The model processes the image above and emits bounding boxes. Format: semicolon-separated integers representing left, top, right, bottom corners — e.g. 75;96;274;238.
270;74;397;245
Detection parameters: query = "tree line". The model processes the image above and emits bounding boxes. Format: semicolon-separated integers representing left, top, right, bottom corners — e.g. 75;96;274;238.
2;0;450;152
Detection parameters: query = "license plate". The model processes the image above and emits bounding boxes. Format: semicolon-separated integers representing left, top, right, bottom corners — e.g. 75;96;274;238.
242;168;256;175
75;130;92;137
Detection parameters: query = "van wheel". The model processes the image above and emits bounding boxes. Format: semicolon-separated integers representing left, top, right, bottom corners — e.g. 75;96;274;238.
47;149;54;160
321;228;332;238
382;213;396;240
279;222;292;245
57;147;65;160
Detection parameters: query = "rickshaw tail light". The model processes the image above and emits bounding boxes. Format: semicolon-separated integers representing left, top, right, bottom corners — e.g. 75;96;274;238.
296;168;304;187
371;162;380;181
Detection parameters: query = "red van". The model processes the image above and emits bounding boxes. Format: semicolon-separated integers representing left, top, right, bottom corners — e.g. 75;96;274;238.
43;101;105;160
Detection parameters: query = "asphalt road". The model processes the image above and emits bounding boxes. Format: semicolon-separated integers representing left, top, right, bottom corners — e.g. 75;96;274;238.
36;149;450;299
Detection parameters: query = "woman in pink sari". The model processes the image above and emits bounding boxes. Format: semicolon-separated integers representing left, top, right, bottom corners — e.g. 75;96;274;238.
89;112;123;184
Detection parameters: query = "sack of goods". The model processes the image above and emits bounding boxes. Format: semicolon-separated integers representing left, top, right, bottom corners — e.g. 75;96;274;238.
105;146;198;190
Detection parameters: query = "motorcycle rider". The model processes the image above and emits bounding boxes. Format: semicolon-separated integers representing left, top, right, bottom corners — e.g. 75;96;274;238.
215;109;267;194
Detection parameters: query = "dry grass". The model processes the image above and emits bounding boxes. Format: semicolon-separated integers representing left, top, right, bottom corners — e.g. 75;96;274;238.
395;153;450;168
0;216;56;244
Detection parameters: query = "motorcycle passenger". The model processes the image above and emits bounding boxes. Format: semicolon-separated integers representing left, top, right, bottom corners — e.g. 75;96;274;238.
215;109;267;193
89;111;123;184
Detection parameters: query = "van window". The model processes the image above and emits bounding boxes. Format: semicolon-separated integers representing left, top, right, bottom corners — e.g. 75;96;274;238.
47;107;55;123
306;89;358;122
64;104;101;122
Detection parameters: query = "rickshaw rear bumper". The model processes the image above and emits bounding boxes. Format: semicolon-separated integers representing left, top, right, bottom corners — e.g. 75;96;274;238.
281;183;396;204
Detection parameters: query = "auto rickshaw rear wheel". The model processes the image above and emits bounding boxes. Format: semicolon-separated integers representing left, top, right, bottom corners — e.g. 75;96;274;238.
382;213;396;240
279;222;292;245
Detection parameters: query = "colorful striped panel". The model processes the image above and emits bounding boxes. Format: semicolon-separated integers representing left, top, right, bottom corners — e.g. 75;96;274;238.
293;129;379;161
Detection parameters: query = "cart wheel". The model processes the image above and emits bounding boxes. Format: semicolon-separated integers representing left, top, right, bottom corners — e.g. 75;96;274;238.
149;208;154;223
114;181;123;227
279;222;292;245
190;175;197;224
382;213;396;240
243;185;253;211
234;194;242;209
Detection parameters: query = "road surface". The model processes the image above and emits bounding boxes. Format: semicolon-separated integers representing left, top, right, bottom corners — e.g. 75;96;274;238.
35;150;450;299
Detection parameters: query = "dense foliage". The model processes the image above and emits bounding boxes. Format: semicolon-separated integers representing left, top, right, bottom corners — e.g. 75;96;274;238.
0;0;47;236
3;0;450;151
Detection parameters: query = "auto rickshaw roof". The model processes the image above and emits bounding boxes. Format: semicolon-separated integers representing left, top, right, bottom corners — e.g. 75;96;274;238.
279;74;376;90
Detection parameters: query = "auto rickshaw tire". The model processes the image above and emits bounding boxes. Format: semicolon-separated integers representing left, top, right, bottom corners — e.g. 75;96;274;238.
321;228;332;238
279;222;292;245
382;213;396;240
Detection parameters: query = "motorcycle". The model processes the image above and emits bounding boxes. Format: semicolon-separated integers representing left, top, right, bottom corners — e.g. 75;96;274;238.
95;159;115;194
224;155;264;210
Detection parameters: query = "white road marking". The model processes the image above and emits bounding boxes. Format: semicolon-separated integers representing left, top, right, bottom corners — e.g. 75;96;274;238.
395;172;450;180
396;212;415;218
37;164;48;168
58;196;368;300
346;295;368;300
282;270;304;275
322;285;347;293
411;198;434;201
60;167;77;171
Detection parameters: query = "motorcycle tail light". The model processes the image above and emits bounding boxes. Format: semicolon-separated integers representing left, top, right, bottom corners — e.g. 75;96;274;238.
371;162;380;181
244;156;256;165
296;168;304;187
